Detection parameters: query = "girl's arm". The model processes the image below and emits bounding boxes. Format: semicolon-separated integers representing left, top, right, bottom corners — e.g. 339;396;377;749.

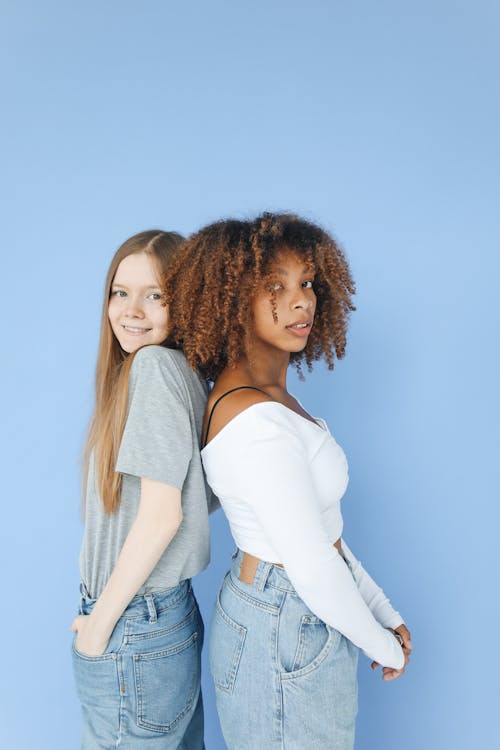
340;539;413;679
71;478;182;656
340;539;404;630
208;406;406;670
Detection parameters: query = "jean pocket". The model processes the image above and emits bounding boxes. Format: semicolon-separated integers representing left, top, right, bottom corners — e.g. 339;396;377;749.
209;592;247;694
71;636;118;663
72;637;120;710
282;615;340;680
134;631;200;733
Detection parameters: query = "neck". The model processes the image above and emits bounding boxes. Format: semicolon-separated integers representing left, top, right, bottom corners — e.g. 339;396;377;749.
233;341;290;390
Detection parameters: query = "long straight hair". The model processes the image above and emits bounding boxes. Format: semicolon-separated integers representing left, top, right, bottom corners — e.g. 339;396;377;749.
83;230;184;514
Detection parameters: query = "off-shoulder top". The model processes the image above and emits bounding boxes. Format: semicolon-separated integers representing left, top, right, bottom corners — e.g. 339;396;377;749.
201;400;405;670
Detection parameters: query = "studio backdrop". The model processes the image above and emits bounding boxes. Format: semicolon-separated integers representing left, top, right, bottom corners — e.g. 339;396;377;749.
1;2;498;748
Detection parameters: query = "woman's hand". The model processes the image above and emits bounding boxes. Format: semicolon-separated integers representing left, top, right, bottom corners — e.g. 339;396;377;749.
70;614;112;657
371;624;412;681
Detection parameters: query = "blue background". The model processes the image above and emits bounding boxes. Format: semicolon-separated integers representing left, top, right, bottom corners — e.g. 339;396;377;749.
1;1;498;748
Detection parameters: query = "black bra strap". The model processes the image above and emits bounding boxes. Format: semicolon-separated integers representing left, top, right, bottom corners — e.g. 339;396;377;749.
202;385;271;448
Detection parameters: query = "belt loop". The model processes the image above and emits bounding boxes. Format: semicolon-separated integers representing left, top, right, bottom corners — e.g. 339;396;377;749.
144;593;158;624
255;562;273;592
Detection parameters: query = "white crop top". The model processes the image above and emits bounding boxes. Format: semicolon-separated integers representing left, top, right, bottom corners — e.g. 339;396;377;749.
201;401;405;670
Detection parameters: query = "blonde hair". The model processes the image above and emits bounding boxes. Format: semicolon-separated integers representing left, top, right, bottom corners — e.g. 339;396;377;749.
83;230;184;514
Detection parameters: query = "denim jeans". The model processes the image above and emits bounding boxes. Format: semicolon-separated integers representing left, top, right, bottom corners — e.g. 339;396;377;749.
209;549;359;750
72;579;204;750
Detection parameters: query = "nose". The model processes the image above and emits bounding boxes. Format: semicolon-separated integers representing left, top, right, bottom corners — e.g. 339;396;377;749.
291;288;313;310
124;296;145;318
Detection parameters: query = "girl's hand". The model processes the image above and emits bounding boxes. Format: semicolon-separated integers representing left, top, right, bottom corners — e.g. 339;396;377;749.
371;624;412;681
70;614;112;657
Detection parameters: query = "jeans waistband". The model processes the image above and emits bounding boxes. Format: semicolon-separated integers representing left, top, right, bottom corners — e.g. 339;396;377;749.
79;579;192;622
230;548;296;593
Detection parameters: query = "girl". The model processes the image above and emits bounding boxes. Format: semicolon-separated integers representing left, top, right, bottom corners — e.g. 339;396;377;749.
71;230;210;749
164;214;412;750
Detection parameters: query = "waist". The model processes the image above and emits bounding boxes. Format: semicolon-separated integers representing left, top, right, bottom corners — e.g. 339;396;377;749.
224;508;344;567
236;536;345;585
230;548;295;592
238;550;282;584
79;578;192;618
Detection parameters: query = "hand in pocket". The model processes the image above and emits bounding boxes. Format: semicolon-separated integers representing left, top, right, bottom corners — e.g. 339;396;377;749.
70;614;112;657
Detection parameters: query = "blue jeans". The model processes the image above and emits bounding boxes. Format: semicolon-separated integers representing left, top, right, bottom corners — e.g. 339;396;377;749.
209;549;359;750
72;579;204;750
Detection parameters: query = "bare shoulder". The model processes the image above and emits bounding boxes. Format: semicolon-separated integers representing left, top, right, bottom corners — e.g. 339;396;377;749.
203;386;273;446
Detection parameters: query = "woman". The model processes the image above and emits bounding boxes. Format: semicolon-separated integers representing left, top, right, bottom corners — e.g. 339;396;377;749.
165;214;412;750
71;230;210;749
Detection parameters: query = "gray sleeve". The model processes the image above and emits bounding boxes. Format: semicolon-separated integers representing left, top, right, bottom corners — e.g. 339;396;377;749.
116;347;192;490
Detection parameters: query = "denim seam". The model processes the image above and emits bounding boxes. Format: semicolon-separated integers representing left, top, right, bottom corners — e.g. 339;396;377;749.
227;574;281;614
280;626;339;681
153;583;191;614
133;631;198;661
116;654;125;748
125;606;197;643
275;597;284;747
213;593;247;693
266;580;297;594
121;586;191;621
133;632;198;732
80;583;190;620
215;597;246;635
291;615;308;672
72;640;118;662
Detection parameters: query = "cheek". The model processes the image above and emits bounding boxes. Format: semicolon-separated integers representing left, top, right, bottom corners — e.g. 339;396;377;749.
253;299;273;331
152;306;169;331
107;299;119;326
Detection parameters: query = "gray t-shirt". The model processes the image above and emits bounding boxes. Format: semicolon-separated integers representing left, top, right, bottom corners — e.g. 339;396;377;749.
79;345;211;599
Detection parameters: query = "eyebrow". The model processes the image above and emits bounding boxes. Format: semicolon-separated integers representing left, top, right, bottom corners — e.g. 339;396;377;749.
111;283;162;290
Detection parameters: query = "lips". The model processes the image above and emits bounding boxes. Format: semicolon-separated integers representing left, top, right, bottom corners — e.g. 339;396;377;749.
122;325;152;335
285;320;313;338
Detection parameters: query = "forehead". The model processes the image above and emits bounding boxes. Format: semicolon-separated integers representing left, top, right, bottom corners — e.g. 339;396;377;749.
112;252;161;285
266;249;314;274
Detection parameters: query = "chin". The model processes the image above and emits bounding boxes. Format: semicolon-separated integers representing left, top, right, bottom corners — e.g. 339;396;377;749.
289;342;308;353
120;343;139;354
116;337;147;354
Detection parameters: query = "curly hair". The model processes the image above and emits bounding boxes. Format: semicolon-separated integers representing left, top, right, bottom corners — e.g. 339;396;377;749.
164;213;356;381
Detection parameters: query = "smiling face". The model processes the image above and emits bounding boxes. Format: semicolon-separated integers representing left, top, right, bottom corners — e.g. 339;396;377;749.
108;252;169;353
251;250;317;356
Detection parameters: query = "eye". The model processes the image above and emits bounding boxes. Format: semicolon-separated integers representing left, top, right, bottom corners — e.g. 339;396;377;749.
111;289;127;298
269;281;283;292
147;292;162;301
302;280;314;289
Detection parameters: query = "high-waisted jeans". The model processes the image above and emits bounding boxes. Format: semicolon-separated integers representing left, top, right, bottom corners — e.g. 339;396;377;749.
72;579;204;750
209;549;359;750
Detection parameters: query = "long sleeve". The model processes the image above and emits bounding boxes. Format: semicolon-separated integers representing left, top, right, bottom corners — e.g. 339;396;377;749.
208;406;405;670
341;539;404;630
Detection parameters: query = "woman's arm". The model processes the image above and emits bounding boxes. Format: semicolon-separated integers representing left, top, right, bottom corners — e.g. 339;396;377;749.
71;478;182;656
340;539;412;679
340;539;404;630
212;406;406;670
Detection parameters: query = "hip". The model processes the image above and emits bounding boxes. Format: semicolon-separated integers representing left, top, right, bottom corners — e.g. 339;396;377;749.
209;551;358;748
73;579;203;662
72;579;204;743
210;549;358;684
